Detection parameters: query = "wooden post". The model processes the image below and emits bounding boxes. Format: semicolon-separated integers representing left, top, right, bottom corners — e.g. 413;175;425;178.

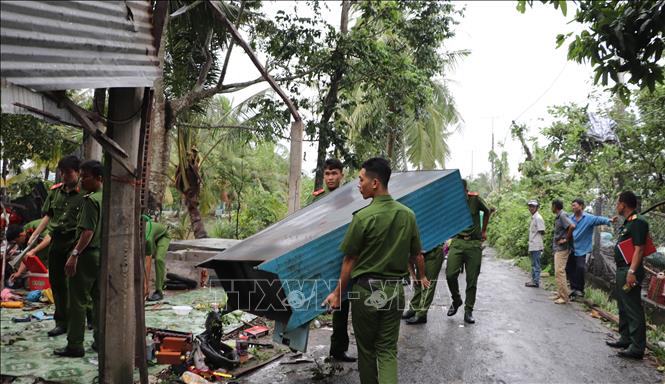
99;87;143;383
287;120;304;213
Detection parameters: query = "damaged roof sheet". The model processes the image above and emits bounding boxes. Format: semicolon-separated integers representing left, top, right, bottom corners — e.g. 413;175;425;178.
200;170;472;350
0;0;159;91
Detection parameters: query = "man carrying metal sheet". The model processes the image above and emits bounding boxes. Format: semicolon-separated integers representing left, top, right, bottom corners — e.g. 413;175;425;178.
445;179;492;324
308;158;356;362
322;157;429;384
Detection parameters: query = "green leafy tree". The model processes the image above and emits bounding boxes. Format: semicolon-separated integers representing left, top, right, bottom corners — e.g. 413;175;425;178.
0;114;80;184
518;0;665;101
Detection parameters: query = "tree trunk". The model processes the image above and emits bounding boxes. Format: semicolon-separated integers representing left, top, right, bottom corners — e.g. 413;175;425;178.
386;131;396;161
185;189;208;238
148;9;170;214
314;0;350;190
43;166;49;181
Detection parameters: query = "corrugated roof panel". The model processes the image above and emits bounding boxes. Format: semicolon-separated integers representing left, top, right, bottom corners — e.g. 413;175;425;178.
0;0;159;91
200;170;473;350
259;171;471;334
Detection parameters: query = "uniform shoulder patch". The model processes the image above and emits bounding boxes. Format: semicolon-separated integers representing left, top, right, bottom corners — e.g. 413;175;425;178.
312;188;325;197
50;182;63;190
467;191;479;197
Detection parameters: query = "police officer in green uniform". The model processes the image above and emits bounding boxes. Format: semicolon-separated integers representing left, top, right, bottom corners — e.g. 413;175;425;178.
605;191;647;360
54;160;103;357
445;179;491;324
402;243;445;324
144;217;171;302
28;155;84;337
322;158;428;384
308;159;356;362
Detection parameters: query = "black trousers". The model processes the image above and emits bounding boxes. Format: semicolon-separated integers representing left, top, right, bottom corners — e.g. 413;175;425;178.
566;253;587;292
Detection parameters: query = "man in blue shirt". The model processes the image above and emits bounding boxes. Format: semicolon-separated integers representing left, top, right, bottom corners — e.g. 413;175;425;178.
566;198;616;298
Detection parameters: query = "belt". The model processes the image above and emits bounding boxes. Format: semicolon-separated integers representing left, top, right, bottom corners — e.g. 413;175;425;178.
354;275;402;291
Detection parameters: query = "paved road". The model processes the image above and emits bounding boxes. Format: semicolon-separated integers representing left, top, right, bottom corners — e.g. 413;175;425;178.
244;248;663;383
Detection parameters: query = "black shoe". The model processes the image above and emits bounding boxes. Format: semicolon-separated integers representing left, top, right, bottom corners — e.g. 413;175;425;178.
525;281;539;288
464;311;475;324
606;340;630;349
405;316;427;325
87;321;93;330
617;349;644;360
447;301;462;317
330;352;357;362
54;346;85;358
91;341;98;352
48;326;66;337
402;309;416;319
147;291;164;302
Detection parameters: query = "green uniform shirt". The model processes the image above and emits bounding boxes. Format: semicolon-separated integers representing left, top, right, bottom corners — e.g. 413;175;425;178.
145;222;170;256
306;186;330;206
76;189;103;250
42;184;84;235
340;195;422;279
614;210;649;268
23;219;50;263
457;193;490;240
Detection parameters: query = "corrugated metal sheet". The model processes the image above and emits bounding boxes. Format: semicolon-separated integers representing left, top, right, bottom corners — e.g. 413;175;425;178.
0;0;159;91
200;170;472;351
0;79;79;125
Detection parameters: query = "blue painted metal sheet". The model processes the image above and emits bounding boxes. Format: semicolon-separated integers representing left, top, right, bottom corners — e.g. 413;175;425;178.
258;170;471;333
199;170;472;350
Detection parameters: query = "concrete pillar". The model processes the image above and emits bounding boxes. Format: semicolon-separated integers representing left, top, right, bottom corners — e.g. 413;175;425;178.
99;87;143;383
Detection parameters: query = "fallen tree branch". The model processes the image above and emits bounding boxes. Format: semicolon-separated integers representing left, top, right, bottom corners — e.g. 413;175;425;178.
580;297;659;352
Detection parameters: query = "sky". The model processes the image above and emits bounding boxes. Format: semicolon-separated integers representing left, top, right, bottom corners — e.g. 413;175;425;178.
223;1;600;179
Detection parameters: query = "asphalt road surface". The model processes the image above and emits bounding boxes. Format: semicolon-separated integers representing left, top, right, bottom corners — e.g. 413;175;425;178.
244;247;663;384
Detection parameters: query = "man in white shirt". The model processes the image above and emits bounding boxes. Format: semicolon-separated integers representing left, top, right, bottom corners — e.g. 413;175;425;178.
526;200;546;288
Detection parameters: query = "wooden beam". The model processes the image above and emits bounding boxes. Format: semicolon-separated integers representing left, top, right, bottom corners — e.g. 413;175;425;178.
205;0;301;122
205;0;304;213
42;91;136;177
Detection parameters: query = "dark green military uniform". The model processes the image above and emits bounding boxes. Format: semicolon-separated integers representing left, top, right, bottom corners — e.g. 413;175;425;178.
24;219;50;264
66;189;102;350
613;211;648;354
308;187;351;357
446;193;490;313
42;184;84;329
408;245;443;318
341;195;421;384
145;222;171;293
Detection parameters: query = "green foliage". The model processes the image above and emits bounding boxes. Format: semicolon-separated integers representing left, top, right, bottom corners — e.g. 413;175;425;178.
487;81;665;271
0;114;79;181
519;0;665;101
254;1;464;172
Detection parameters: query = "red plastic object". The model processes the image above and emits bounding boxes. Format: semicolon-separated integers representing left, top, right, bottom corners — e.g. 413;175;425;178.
155;350;183;365
242;325;270;338
24;256;48;274
27;273;51;290
648;273;665;305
